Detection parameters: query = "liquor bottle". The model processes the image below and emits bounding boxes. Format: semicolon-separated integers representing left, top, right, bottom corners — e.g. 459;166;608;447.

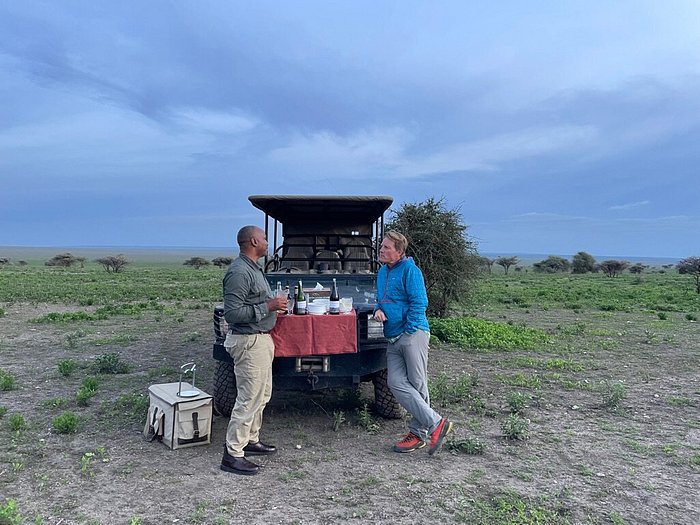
294;280;307;315
329;278;340;314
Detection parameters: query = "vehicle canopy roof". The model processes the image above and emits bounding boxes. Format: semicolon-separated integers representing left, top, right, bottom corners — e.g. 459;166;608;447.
249;195;393;226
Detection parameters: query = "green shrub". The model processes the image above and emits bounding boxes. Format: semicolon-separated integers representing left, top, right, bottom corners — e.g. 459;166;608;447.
110;392;150;425
0;406;7;418
430;316;550;350
601;381;627;410
8;414;26;432
429;372;478;406
657;312;668;320
507;391;528;414
686;313;698;321
58;359;78;377
32;311;103;323
0;498;23;525
0;307;5;318
52;412;79;434
81;376;99;392
447;436;486;454
76;377;99;405
0;369;16;391
93;353;130;374
501;414;529;440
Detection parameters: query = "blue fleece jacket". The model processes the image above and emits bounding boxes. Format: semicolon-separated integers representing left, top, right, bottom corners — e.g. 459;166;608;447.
374;256;430;339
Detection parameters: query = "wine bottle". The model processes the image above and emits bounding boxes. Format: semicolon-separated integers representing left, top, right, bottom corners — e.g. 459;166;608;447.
294;280;307;315
329;278;340;314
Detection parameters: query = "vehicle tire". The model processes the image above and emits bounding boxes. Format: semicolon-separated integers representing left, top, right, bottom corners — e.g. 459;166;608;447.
213;361;237;417
372;369;404;419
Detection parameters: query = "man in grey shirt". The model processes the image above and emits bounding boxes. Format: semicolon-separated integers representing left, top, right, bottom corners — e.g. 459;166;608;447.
220;225;287;476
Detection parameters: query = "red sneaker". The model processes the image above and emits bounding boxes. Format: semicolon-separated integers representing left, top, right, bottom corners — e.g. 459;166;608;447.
393;432;426;453
428;417;453;456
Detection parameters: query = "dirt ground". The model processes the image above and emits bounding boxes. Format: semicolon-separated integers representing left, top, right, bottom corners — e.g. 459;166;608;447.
1;303;699;525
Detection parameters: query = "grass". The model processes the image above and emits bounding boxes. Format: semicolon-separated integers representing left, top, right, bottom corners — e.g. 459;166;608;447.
57;359;79;377
430;316;550;350
447;436;486;454
93;353;130;374
0;369;16;391
501;414;530;440
454;490;570;524
601;381;627;410
0;264;223;304
470;272;700;313
1;263;699;524
52;412;80;434
429;372;478;406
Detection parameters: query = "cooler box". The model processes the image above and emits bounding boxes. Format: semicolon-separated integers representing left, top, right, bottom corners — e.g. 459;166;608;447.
146;382;213;449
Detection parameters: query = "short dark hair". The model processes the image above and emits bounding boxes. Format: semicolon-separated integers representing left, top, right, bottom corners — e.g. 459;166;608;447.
237;225;259;247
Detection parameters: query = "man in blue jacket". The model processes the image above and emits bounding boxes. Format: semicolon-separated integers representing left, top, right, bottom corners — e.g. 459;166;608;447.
373;231;453;455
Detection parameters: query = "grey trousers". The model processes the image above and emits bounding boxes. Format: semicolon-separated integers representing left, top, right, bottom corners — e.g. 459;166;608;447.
386;330;441;439
224;333;274;457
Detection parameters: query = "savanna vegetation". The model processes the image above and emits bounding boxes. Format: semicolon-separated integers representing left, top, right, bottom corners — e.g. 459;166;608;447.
0;255;698;524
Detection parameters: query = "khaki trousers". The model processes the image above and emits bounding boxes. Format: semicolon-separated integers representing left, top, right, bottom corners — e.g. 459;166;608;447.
224;333;274;457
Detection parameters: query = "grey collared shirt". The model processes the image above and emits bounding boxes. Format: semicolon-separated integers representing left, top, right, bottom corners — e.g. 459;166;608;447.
223;254;277;334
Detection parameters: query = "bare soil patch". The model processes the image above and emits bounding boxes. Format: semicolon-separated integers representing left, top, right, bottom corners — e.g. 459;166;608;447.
1;304;699;524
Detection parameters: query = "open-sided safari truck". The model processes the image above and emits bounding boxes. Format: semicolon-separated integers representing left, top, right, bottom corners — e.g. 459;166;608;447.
211;195;403;418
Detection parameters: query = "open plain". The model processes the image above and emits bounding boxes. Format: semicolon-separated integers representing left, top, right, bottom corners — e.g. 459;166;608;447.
1;261;699;524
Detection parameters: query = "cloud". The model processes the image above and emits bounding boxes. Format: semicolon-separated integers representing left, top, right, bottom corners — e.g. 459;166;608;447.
267;124;597;180
168;107;259;135
609;200;650;211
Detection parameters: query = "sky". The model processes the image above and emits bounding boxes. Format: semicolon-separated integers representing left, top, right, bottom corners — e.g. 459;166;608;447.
1;1;699;258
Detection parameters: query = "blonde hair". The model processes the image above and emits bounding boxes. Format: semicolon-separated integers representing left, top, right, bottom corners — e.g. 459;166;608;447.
384;230;407;254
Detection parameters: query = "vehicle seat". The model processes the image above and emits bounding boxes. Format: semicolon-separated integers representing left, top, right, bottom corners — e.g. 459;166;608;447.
314;250;342;272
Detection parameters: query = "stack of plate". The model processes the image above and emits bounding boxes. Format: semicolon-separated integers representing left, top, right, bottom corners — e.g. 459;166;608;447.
307;303;327;315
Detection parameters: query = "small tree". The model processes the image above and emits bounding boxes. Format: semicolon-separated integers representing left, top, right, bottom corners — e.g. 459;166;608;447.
495;256;519;275
572;251;596;274
184;257;210;269
677;256;700;294
95;254;130;273
212;256;234;268
533;255;571;273
598;260;629;278
628;263;647;275
385;197;480;318
0;257;9;268
45;253;81;268
478;256;495;274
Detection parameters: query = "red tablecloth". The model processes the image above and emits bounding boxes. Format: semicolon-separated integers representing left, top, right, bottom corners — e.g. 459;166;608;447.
270;311;357;357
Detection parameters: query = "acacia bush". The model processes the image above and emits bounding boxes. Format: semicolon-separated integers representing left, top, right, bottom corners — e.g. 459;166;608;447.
598;260;629;277
45;253;85;268
183;257;210;269
385;197;480;317
677;256;700;293
533;256;570;273
572;251;596;273
212;256;233;268
95;254;130;273
495;256;519;275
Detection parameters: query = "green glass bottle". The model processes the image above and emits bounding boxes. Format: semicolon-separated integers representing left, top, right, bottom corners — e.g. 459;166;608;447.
294;280;307;315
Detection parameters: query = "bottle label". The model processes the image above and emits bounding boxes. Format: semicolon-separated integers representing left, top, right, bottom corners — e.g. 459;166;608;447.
296;301;307;313
329;300;340;314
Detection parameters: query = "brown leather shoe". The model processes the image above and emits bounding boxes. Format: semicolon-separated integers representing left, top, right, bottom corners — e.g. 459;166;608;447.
243;441;277;456
221;449;260;475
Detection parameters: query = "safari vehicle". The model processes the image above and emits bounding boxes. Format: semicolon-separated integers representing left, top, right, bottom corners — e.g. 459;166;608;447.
211;195;403;418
